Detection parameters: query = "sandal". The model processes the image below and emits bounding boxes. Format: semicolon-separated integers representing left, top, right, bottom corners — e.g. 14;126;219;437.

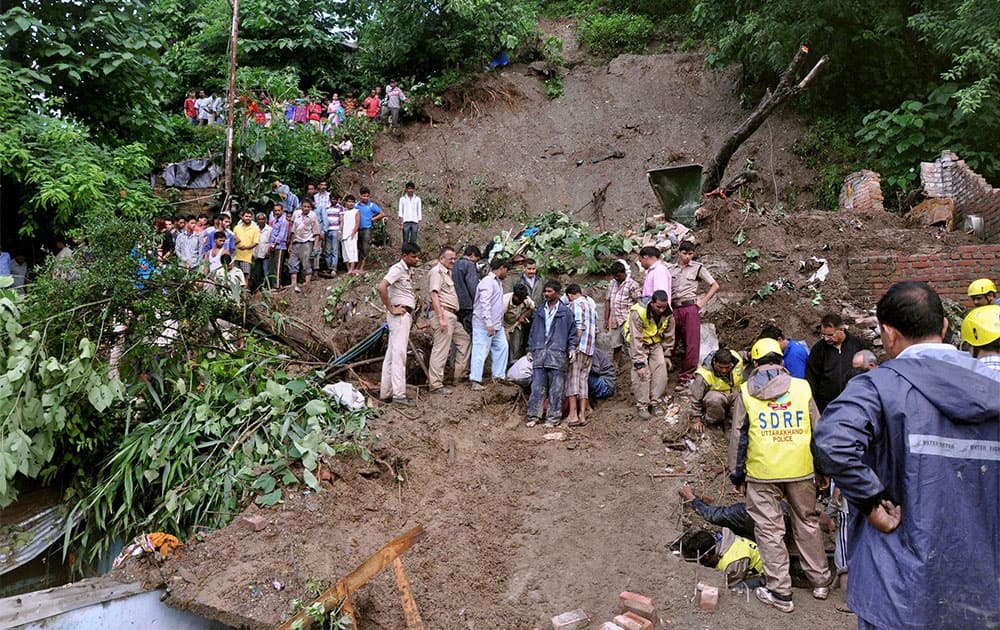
567;418;588;427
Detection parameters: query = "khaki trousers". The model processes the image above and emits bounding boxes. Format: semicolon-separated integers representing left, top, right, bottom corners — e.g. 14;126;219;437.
428;310;471;390
630;344;668;408
380;311;412;399
704;390;735;426
746;479;831;596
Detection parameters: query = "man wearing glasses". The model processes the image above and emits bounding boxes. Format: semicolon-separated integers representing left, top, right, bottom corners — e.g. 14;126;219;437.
805;313;867;412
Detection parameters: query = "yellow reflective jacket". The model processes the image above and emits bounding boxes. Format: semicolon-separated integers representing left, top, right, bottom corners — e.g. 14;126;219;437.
740;378;814;481
716;535;763;576
695;357;745;393
624;302;671;345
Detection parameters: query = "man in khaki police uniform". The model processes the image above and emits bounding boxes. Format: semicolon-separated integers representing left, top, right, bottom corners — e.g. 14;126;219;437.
427;246;471;394
624;289;674;419
729;338;830;613
669;241;720;388
377;243;421;406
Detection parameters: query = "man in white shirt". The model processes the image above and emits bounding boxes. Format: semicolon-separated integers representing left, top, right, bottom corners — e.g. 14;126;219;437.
398;182;422;247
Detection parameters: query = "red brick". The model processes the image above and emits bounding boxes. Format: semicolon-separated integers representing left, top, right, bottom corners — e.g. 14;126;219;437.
551;609;590;630
697;583;719;612
614;612;654;630
620;592;655;621
241;514;267;532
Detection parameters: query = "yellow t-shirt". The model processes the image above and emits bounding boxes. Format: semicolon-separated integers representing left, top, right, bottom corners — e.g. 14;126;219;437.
233;222;260;263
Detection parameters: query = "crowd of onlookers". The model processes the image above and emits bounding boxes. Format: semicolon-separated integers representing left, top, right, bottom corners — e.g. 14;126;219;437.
152;178;422;298
184;81;408;135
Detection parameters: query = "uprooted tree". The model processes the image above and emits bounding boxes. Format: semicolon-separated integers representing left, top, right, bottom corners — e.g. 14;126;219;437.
701;45;829;194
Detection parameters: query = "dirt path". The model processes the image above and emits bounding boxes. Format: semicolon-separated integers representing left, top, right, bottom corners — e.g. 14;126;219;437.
142;378;855;629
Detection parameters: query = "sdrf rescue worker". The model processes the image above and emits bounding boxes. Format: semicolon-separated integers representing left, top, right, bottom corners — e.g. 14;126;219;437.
679;528;765;589
624;289;674;420
967;277;999;307
729;338;831;613
688;347;744;433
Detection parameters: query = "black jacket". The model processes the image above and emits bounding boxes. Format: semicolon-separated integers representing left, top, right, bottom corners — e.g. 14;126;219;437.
805;333;866;411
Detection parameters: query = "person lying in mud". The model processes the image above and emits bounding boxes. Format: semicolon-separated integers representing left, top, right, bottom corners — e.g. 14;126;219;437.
678;528;765;590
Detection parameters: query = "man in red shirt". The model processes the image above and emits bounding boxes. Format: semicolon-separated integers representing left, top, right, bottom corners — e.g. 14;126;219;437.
183;90;197;124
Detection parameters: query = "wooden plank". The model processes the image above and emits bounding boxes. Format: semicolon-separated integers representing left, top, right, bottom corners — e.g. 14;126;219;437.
0;579;145;628
276;525;426;630
392;557;424;630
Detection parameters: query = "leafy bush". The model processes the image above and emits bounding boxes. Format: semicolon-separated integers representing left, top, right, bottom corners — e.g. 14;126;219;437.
70;341;376;569
490;212;631;275
578;12;654;57
856;84;1000;205
793;116;865;209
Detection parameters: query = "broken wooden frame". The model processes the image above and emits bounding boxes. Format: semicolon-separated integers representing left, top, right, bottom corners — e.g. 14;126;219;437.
275;525;426;630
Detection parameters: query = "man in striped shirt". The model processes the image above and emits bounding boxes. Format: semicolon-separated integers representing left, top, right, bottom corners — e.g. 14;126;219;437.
565;284;598;426
606;261;641;363
319;192;343;276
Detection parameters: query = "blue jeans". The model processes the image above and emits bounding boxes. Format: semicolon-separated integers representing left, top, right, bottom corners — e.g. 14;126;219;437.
325;231;340;271
402;221;418;245
528;366;566;421
470;326;508;383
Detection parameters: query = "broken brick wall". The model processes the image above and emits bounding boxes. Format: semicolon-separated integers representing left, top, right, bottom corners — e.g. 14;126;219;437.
920;151;1000;240
847;245;1000;304
839;170;884;212
153;186;217;218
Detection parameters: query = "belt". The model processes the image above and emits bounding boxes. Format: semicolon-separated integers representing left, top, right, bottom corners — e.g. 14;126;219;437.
673;299;697;307
393;305;414;314
439;306;457;314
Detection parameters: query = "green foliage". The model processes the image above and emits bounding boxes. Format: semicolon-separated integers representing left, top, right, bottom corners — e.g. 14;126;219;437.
578;12;654;57
856;84;1000;203
793;116;865;209
0;66;163;236
350;0;538;85
541;37;566;99
1;0;172;143
490;213;629;275
324;276;361;324
909;0;1000;114
692;0;940;111
742;248;761;276
0;294;124;507
156;0;354;95
70;341;376;569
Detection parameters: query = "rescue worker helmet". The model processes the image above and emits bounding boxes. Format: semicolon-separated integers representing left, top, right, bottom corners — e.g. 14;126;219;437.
968;278;998;297
961;305;1000;347
751;338;783;360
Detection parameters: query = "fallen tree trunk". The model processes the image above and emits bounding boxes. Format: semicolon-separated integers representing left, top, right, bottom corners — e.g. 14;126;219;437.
701;46;829;194
246;303;340;361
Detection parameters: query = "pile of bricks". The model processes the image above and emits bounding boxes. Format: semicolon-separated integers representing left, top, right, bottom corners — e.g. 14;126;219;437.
839;170;884;213
920;150;1000;240
551;591;662;630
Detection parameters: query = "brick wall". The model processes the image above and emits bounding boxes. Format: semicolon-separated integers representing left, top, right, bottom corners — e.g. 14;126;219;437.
920;151;1000;240
847;245;1000;304
839;170;884;212
153;185;217;217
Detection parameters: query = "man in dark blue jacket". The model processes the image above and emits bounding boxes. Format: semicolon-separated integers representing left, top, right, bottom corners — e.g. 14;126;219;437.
814;282;1000;630
525;279;578;428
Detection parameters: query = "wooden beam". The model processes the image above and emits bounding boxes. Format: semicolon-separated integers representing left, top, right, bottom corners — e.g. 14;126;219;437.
275;525;426;630
392;557;425;630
